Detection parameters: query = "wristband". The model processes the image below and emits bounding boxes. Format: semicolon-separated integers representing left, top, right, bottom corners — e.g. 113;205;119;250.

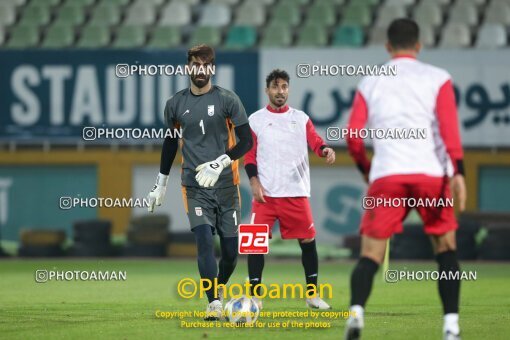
156;173;169;186
454;159;465;176
216;154;232;167
245;164;258;178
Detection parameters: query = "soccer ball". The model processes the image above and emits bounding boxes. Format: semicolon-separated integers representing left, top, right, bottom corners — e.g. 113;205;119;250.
224;295;259;324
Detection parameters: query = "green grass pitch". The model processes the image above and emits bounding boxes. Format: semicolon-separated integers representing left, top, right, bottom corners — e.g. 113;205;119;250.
0;259;509;339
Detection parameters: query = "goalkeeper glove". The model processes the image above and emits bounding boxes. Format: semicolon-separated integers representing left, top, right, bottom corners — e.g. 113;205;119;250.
195;154;232;188
147;173;169;213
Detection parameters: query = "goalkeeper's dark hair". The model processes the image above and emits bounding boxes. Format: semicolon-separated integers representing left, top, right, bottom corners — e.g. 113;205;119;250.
187;44;215;64
387;18;419;49
266;69;290;88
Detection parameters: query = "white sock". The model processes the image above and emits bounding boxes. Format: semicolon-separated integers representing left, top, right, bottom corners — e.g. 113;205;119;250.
348;305;365;328
350;304;364;318
443;313;460;334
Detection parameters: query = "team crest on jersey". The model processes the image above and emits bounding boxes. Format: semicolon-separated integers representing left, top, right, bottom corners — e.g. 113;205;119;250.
207;105;215;116
195;207;203;216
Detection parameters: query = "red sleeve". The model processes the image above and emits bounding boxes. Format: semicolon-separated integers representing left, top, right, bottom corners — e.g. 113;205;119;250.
306;118;327;157
346;91;371;175
436;79;464;174
244;128;258;166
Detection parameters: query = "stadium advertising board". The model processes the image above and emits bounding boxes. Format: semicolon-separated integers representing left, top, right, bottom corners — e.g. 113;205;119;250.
0;50;258;142
132;165;366;244
260;49;510;147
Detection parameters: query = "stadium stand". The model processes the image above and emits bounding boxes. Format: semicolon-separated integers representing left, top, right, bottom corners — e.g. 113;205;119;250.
159;2;192;26
0;0;508;49
53;5;86;27
374;4;407;29
76;25;110;48
0;4;17;27
476;23;507;48
112;25;146;48
41;23;75;48
332;25;364;47
296;25;328;47
450;1;478;27
342;4;372;27
485;0;510;25
89;4;122;27
125;4;156;26
189;26;222;46
260;23;292;46
198;4;231;27
439;22;471;47
147;26;181;47
224;25;257;49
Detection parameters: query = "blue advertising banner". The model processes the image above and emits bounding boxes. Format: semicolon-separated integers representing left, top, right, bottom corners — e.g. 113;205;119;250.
0;50;259;141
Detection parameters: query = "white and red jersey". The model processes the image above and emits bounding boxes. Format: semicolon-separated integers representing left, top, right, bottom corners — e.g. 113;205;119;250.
245;104;327;197
346;55;464;182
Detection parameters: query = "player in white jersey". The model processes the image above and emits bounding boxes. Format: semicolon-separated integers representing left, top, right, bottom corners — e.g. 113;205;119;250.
244;69;336;310
343;19;467;340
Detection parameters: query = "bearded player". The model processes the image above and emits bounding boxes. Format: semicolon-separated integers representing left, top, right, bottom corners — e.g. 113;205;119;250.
343;19;467;340
244;69;336;310
147;45;252;320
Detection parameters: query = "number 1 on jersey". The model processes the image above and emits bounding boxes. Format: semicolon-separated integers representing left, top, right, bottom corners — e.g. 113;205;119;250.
233;211;237;226
199;119;205;134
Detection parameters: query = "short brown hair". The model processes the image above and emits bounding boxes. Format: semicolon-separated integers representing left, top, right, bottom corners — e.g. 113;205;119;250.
187;44;215;64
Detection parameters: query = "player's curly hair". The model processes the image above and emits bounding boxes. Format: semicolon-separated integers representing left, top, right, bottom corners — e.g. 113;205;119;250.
266;69;290;88
187;44;215;64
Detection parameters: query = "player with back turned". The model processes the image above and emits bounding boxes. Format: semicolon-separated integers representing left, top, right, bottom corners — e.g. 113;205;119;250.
344;19;467;340
146;45;253;320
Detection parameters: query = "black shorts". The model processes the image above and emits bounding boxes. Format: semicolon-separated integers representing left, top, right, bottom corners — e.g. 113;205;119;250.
181;185;240;237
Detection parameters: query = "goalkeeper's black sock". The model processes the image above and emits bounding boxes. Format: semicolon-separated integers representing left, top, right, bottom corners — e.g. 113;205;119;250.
193;224;218;303
248;254;265;296
436;250;460;314
217;236;238;285
299;240;319;288
350;257;379;307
